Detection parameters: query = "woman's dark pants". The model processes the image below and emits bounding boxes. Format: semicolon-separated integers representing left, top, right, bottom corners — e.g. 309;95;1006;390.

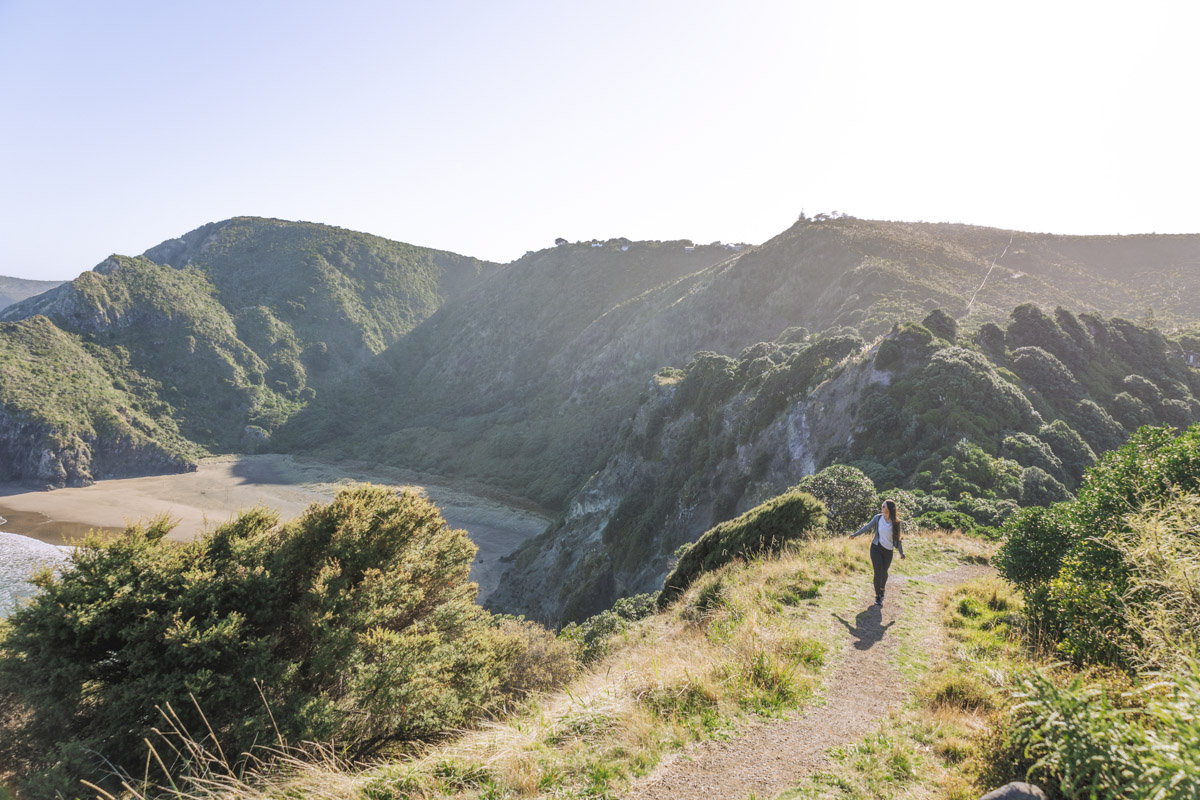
870;543;894;600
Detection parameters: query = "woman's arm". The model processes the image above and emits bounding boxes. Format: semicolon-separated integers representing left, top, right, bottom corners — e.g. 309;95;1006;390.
896;521;906;558
849;515;879;538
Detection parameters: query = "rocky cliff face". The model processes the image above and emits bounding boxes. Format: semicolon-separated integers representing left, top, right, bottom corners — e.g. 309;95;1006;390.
489;346;888;625
0;405;193;488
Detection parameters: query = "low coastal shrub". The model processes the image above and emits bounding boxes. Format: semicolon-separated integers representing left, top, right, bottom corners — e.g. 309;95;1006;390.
657;489;826;607
794;464;877;534
976;432;1200;797
558;592;656;664
0;485;506;799
996;423;1200;666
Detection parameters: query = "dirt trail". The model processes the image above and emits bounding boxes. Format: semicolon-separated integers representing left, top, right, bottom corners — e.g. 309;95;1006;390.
624;563;993;800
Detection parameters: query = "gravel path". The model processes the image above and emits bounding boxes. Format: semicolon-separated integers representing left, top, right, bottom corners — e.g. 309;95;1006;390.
623;562;994;800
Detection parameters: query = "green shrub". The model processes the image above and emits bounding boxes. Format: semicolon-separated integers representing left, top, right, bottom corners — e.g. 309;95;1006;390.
1071;398;1128;454
1003;664;1200;800
1121;374;1163;406
928;440;1022;501
1005;304;1084;367
921;308;958;341
977;321;1006;353
1037;419;1097;488
993;505;1078;594
558;592;656;664
1111;391;1156;431
1018;466;1072;507
915;346;1040;444
1002;432;1066;484
1010;345;1083;404
658;490;827;607
489;618;580;702
997;424;1200;666
794;464;878;534
0;486;500;798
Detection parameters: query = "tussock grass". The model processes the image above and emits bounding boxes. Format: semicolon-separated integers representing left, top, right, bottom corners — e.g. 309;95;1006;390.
105;532;990;800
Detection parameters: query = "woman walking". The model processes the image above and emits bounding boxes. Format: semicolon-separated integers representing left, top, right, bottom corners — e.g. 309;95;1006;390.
849;499;905;606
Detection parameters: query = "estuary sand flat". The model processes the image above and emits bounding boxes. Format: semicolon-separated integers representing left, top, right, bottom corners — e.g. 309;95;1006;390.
0;455;549;602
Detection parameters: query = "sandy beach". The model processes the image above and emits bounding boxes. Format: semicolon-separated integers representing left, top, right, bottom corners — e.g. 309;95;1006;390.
0;455;550;602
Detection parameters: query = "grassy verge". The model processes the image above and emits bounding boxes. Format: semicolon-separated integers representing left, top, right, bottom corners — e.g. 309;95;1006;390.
778;572;1027;800
104;532;991;800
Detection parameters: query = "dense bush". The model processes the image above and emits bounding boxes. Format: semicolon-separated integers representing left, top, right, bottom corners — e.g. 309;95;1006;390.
658;490;826;607
1018;465;1072;507
1071;398;1128;453
1010;345;1083;404
976;321;1006;353
1110;391;1156;431
916;347;1041;442
1001;432;1065;483
1005;304;1085;368
992;505;1076;595
996;424;1200;666
558;593;656;664
489;618;580;702
794;464;878;534
1037;419;1096;488
923;440;1021;501
921;308;957;341
0;486;503;798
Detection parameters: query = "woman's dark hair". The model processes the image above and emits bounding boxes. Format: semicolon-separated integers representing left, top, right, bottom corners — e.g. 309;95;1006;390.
884;499;899;525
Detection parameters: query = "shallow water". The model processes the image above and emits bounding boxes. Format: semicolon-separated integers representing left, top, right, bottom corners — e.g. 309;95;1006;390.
0;530;69;615
0;504;119;546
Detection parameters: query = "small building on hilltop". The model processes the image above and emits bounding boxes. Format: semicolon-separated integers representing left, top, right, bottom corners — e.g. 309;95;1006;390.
1183;350;1199;368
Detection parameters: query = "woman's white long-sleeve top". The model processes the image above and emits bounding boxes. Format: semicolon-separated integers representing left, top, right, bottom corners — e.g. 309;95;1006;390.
850;514;905;556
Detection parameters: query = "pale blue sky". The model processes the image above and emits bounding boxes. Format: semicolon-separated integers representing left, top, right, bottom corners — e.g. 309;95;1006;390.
2;1;1198;280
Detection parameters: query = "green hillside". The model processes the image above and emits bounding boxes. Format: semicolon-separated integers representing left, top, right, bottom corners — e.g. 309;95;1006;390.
277;238;737;505
295;216;1200;514
0;218;496;486
0;315;196;486
491;304;1200;624
4;214;1200;517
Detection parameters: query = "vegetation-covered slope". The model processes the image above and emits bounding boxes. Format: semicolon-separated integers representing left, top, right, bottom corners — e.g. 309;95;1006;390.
280;238;737;505
0;477;992;800
3;214;1199;506
0;315;196;486
7;431;1194;800
0;218;496;486
298;216;1200;513
0;276;61;313
492;304;1200;624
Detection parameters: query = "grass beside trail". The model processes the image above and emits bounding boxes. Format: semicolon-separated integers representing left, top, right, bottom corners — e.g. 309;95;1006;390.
113;531;992;800
778;574;1028;800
